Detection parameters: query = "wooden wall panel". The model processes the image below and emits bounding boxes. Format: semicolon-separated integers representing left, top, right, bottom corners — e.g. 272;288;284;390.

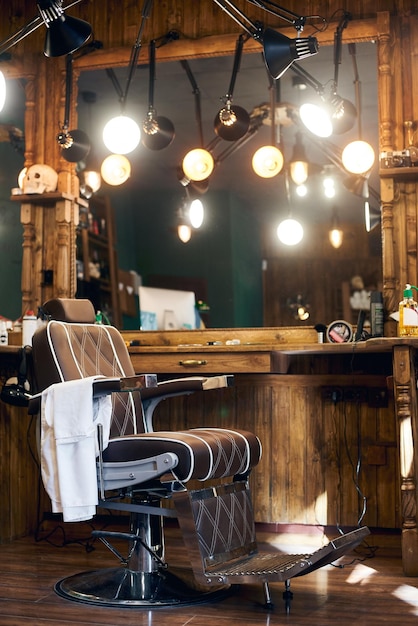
153;372;399;530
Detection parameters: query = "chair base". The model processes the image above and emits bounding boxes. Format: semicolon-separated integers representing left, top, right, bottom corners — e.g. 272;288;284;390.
54;566;233;608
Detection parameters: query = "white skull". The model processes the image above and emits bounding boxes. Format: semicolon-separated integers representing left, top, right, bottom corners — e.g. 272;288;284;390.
23;164;58;194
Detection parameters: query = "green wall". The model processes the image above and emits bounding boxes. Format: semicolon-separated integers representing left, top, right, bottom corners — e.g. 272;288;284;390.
0;143;23;321
109;185;263;328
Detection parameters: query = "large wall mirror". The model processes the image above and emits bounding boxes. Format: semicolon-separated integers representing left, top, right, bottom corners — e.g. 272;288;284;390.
76;36;380;330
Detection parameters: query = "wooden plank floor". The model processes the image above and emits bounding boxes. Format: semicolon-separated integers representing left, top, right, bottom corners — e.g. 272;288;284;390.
0;522;417;625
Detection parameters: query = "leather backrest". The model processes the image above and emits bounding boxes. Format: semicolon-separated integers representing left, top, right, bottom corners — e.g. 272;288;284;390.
42;298;96;323
32;301;145;436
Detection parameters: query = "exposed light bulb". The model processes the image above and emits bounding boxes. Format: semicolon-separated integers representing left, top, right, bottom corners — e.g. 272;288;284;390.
101;154;131;186
342;140;375;174
178;224;192;243
277;218;304;246
252;146;284;178
299;102;333;138
83;170;101;193
329;228;344;248
290;160;308;186
295;184;308;197
182;148;214;182
102;115;141;154
189;199;204;229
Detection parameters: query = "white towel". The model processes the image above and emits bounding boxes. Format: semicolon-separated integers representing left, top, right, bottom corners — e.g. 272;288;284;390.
40;377;112;522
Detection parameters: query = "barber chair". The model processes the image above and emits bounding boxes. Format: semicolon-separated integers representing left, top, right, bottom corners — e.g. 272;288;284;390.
29;298;369;612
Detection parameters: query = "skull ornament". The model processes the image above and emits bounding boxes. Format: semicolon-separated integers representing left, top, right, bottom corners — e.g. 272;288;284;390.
23;164;58;194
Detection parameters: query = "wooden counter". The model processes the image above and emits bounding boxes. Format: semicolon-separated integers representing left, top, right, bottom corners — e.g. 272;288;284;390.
123;329;418;576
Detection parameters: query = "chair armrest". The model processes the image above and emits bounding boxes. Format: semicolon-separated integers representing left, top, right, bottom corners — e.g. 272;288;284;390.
28;374;158;414
140;374;234;401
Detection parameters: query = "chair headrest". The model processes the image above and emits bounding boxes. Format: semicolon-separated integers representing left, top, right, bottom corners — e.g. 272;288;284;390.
42;298;96;323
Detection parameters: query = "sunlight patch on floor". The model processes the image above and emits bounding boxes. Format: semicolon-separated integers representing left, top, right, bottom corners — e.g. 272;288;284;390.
392;584;418;615
345;562;377;585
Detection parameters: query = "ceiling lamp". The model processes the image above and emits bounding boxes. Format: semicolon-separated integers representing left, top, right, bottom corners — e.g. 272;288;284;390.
58;53;91;163
329;208;343;248
102;115;141;155
293;12;357;138
182;148;214;182
189;198;204;229
252;145;284;178
211;1;321;79
277;218;303;245
289;132;309;185
341;140;375;174
0;71;5;113
178;224;192;244
38;0;92;57
0;1;92;58
102;1;155;155
214;34;250;141
142;35;176;150
101;154;131;186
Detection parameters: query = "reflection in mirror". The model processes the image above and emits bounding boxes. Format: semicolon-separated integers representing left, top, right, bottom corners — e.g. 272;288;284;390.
0;76;25;320
76;40;380;330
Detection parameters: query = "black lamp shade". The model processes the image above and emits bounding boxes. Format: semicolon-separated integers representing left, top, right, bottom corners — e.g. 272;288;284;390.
61;129;90;163
263;28;319;80
142;116;175;150
214;105;250;141
44;14;92;57
330;96;357;134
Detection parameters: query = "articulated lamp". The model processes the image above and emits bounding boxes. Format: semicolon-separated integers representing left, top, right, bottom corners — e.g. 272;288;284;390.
214;34;250;141
0;70;6;113
211;0;321;79
58;53;91;162
103;0;155;155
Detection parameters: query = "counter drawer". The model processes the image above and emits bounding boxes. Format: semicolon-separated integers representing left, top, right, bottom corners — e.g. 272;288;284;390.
129;351;272;373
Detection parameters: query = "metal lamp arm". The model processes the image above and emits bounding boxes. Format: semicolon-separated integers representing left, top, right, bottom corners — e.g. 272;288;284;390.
290;63;325;96
0;0;85;56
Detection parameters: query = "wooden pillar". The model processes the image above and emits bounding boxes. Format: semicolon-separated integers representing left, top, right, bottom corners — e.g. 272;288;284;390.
392;344;418;576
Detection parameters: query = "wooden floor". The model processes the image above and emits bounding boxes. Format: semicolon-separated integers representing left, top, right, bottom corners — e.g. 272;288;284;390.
0;521;417;625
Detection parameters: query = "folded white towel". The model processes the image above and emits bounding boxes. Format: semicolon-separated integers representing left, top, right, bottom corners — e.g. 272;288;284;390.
40;377;112;522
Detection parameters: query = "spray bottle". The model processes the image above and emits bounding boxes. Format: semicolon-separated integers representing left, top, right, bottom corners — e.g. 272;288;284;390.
399;284;418;336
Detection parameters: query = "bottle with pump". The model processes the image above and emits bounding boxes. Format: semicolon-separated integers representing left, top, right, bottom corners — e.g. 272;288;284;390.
399;284;418;336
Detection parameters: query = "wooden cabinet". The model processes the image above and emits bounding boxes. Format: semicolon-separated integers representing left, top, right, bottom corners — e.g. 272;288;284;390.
76;196;121;327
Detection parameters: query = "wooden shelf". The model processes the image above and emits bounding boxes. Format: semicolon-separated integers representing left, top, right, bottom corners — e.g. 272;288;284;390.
380;166;418;179
76;196;121;327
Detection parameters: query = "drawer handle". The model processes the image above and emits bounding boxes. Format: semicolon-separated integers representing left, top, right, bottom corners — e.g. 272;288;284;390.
179;359;208;367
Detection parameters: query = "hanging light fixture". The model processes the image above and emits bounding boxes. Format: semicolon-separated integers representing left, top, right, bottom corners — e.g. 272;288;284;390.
277;171;304;245
294;12;357;138
102;0;155;155
181;60;215;182
211;1;321;79
329;208;343;248
142;34;176;150
289;132;309;185
57;53;91;163
341;43;375;174
214;34;250;141
252;76;284;178
0;1;92;59
101;154;131;186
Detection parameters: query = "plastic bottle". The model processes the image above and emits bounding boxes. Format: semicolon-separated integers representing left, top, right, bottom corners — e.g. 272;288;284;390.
95;310;103;324
0;321;8;345
22;310;38;346
399;284;418;336
370;291;384;337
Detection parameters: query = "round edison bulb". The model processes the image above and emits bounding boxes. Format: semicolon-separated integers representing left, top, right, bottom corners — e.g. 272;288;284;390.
0;71;6;113
299;103;333;138
182;149;214;182
102;115;141;155
341;140;375;174
101;154;131;186
277;218;304;246
252;146;284;178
